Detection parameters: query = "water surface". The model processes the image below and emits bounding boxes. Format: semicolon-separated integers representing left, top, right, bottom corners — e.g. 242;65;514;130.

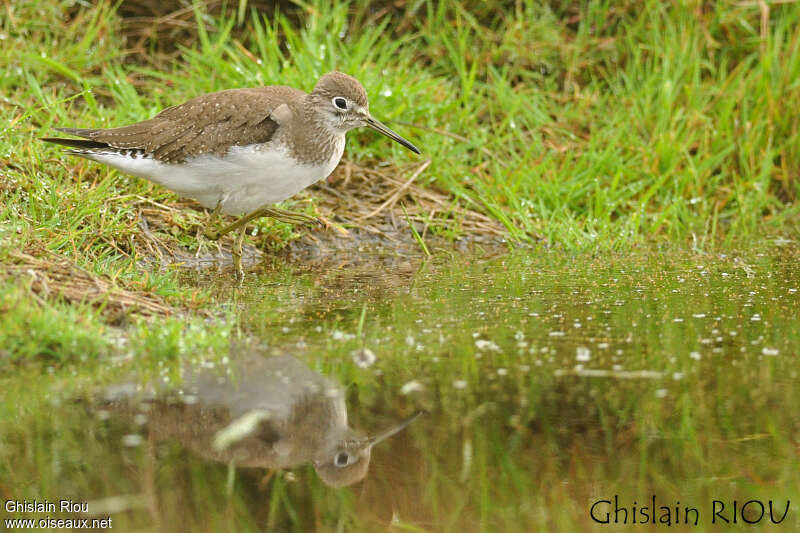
1;247;798;531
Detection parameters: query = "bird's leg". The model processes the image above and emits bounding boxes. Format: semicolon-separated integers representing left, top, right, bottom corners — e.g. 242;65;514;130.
206;205;321;241
232;225;247;279
203;201;223;240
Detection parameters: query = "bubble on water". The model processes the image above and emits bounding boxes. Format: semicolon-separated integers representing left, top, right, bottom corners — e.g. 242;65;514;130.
789;288;797;294
324;388;340;399
518;364;530;373
400;380;424;395
673;317;684;322
351;348;376;368
690;351;702;360
762;347;779;356
122;434;143;447
514;331;525;341
692;313;706;318
182;394;198;405
548;331;565;337
576;346;591;362
597;342;609;349
497;368;508;376
672;372;684;380
332;330;355;341
475;339;501;352
612;364;623;371
405;335;415;346
750;314;761;322
655;389;668;398
453;379;468;389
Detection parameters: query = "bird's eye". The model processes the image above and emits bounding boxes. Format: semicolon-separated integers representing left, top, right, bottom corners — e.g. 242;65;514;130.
333;97;348;110
334;452;350;467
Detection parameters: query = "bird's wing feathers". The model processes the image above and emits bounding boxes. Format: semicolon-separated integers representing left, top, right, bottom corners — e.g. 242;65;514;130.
53;87;305;163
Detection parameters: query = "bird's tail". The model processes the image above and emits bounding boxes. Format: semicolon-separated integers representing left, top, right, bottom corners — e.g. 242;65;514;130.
40;137;109;150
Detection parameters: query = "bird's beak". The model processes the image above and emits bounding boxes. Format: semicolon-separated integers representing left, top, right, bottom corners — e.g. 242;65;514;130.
365;411;424;448
365;115;421;154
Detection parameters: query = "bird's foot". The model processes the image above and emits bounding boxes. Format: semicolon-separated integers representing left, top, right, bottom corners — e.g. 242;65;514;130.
317;215;348;235
263;207;322;227
204;227;221;241
204;201;224;240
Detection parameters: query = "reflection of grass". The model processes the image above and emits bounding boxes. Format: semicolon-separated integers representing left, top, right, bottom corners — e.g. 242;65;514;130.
2;251;798;531
2;0;799;346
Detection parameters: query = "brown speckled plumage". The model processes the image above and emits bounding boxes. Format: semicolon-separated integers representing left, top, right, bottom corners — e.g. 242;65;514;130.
54;87;299;163
45;72;374;165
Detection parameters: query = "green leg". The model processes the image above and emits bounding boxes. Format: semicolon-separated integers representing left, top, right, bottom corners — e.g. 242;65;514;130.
205;205;320;241
232;225;247;279
203;201;223;240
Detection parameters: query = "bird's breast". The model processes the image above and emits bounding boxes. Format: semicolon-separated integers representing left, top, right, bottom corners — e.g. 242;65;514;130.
207;137;344;214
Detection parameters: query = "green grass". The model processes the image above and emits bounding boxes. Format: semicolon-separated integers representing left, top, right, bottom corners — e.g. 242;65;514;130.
0;3;799;529
2;1;795;325
4;1;800;251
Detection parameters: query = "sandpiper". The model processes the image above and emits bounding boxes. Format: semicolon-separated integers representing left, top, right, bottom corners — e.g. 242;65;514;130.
43;72;420;275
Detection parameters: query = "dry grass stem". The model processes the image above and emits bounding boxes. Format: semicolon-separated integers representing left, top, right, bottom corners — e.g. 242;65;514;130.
5;249;172;317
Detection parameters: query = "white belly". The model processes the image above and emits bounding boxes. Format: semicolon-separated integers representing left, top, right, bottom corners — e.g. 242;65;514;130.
90;140;345;215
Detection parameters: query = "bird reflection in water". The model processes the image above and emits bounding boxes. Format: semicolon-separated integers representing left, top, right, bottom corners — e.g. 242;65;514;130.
103;354;421;488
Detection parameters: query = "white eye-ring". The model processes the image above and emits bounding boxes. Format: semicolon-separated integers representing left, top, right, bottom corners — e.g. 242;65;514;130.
332;97;348;110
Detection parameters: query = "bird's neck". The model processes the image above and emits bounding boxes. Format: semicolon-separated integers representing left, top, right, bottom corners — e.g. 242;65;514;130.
281;98;345;166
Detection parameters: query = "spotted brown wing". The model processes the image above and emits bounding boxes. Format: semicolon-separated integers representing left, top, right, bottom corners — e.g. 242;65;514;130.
55;86;304;163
